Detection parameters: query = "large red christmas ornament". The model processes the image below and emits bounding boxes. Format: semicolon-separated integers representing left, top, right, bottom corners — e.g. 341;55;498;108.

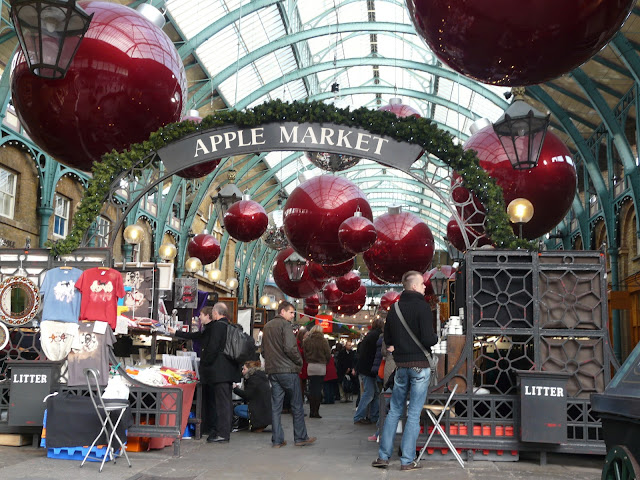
335;271;361;295
304;304;320;317
305;294;320;307
322;281;344;304
307;262;330;282
338;214;377;254
224;199;268;242
460;125;577;239
363;207;435;283
378;97;421;119
283;175;372;265
175;111;220;179
380;291;401;311
406;0;634;86
272;247;323;299
321;259;354;278
446;217;491;252
330;285;367;316
11;1;187;171
187;233;221;266
369;271;387;285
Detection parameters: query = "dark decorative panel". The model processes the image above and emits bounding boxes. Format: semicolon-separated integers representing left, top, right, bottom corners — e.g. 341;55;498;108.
474;335;535;395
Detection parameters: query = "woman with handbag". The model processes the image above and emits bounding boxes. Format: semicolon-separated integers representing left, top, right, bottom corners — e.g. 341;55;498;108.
303;325;331;418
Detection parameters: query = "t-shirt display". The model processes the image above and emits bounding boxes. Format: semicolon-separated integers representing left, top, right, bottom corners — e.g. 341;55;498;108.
66;322;116;386
39;320;79;361
40;267;83;323
75;267;125;330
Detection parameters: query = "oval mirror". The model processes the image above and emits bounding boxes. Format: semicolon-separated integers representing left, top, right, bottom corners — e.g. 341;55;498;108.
0;276;40;326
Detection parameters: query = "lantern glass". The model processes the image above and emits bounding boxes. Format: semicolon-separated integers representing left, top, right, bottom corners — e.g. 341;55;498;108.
431;270;448;297
207;269;221;282
284;251;307;282
259;294;271;306
213;171;242;228
226;277;238;290
123;224;144;245
185;257;202;273
158;243;177;261
507;198;535;224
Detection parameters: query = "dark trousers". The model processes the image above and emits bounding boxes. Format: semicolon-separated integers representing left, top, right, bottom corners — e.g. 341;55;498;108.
213;382;233;440
202;383;216;433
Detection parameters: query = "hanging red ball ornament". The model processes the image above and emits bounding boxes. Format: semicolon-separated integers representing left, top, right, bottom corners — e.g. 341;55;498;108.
378;97;421;119
380;291;401;311
446;217;491;252
406;0;634;86
272;247;323;299
338;213;377;254
11;1;187;171
187;233;221;266
335;271;361;295
323;281;344;304
304;304;320;317
283;175;372;265
369;271;387;285
307;262;330;282
459;125;577;239
363;207;435;283
305;294;320;307
224;198;268;242
321;259;355;278
330;285;367;316
175;111;220;179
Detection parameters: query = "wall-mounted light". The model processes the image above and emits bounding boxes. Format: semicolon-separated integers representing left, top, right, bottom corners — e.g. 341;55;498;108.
226;276;238;290
207;268;222;282
158;243;177;261
185;257;202;273
123;224;144;245
259;294;271;306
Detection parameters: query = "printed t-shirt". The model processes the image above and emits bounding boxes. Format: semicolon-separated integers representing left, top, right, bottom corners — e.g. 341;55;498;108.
41;267;83;323
75;267;125;330
39;321;79;361
66;322;116;386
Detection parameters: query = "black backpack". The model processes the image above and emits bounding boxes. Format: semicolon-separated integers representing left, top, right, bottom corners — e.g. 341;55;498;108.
223;323;255;364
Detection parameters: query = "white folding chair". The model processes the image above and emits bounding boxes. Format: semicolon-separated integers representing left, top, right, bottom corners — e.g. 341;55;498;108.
80;368;132;472
417;383;465;468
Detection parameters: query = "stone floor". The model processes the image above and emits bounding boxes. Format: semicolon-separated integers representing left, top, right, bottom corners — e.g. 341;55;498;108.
0;400;604;480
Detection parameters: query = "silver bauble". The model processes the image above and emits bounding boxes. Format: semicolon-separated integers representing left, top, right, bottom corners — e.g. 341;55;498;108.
305;151;361;172
261;209;289;250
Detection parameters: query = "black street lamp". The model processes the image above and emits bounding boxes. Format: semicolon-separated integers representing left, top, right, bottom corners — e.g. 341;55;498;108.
10;0;93;79
283;250;307;282
443;235;464;263
430;268;448;339
212;170;242;228
493;87;550;170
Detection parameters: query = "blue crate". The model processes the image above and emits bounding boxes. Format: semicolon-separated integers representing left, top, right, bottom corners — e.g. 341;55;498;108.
46;445;114;462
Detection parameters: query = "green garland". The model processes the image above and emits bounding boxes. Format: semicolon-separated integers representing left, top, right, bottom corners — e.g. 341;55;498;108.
47;99;534;256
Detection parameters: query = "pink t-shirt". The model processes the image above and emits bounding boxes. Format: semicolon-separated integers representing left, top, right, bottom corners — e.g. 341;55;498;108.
75;267;125;329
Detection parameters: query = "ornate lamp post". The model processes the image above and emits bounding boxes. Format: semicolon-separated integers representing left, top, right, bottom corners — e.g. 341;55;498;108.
10;0;93;79
283;250;307;282
212;170;242;228
507;198;535;239
443;235;464;265
430;268;448;338
123;224;144;264
493;87;550;170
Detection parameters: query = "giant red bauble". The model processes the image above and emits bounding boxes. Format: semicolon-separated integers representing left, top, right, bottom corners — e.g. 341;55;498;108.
307;262;330;282
335;271;361;295
323;281;344;304
305;294;320;307
187;233;221;266
369;271;387;285
363;209;435;283
272;247;323;299
321;259;354;278
330;285;367;316
406;0;634;85
10;1;187;171
459;126;577;239
175;112;220;179
224;200;268;242
446;217;491;252
283;175;372;265
303;304;320;317
380;291;401;311
338;215;377;254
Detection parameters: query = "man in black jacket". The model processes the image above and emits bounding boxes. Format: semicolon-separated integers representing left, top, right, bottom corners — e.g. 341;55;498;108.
372;270;437;471
353;318;384;424
170;303;241;443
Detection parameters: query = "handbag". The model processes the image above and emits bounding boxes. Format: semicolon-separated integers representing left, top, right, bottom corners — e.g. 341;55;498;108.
394;303;439;387
307;362;327;376
377;358;386;380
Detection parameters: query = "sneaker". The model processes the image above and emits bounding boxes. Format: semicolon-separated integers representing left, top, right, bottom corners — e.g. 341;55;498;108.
371;458;389;468
207;436;229;443
272;441;287;448
400;461;422;471
354;418;372;425
367;435;378;442
294;436;316;446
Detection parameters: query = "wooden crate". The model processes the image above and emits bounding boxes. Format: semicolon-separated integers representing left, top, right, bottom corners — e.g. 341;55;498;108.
0;434;32;446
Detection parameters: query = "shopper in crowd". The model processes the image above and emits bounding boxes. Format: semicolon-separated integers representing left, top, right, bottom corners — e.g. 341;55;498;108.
262;301;316;448
372;271;437;471
322;353;339;404
233;360;272;433
336;340;355;402
296;326;308;405
353;318;384;425
169;303;241;444
303;325;331;418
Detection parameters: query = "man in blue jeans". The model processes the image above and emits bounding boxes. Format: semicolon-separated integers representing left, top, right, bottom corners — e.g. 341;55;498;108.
372;271;437;471
262;301;316;448
353;317;384;425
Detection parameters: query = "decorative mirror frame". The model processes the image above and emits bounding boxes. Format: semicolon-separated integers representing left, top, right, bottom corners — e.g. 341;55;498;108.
0;322;8;350
0;276;40;326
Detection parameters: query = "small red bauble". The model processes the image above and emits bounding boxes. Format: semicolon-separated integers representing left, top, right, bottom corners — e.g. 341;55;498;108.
338;215;377;254
407;0;634;85
378;98;421;119
11;1;187;171
330;285;367;316
460;125;577;239
307;262;330;282
187;233;220;266
224;200;268;242
363;208;435;283
175;112;220;179
283;175;372;265
380;291;401;311
304;304;320;317
323;281;344;304
446;217;491;252
321;259;355;278
335;271;361;295
272;247;323;299
305;294;320;307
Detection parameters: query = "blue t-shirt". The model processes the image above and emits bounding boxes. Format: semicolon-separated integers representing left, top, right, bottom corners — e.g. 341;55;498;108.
41;267;83;323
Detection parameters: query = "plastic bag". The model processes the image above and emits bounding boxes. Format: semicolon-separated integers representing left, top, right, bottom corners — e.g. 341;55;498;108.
102;375;130;400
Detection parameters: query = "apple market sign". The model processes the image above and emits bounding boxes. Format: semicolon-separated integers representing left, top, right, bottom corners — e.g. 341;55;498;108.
157;122;423;174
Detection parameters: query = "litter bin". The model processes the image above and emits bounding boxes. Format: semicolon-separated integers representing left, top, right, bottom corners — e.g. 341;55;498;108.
7;360;60;426
516;370;570;444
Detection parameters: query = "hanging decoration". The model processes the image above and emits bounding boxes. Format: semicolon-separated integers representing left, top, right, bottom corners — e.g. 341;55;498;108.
363;206;435;283
48;99;532;257
305;294;320;307
322;281;344;304
378;98;424;161
272;247;323;299
261;209;289;251
406;0;635;85
321;258;355;278
330;285;366;316
369;271;387;285
11;1;187;171
338;211;377;254
175;110;221;178
187;233;221;266
446;216;491;252
335;271;361;295
283;175;372;265
223;194;268;242
304;151;362;172
379;291;401;311
307;262;330;283
303;304;320;317
423;266;456;302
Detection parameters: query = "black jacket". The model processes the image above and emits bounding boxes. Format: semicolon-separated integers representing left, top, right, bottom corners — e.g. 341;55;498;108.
175;318;241;384
233;368;272;429
356;327;382;377
336;349;354;378
384;290;437;365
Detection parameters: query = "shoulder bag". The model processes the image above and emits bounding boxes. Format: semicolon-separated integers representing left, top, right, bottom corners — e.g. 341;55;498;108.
394;302;439;387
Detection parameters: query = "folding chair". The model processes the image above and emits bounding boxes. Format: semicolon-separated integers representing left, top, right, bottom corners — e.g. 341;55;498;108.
80;368;132;472
417;383;465;468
